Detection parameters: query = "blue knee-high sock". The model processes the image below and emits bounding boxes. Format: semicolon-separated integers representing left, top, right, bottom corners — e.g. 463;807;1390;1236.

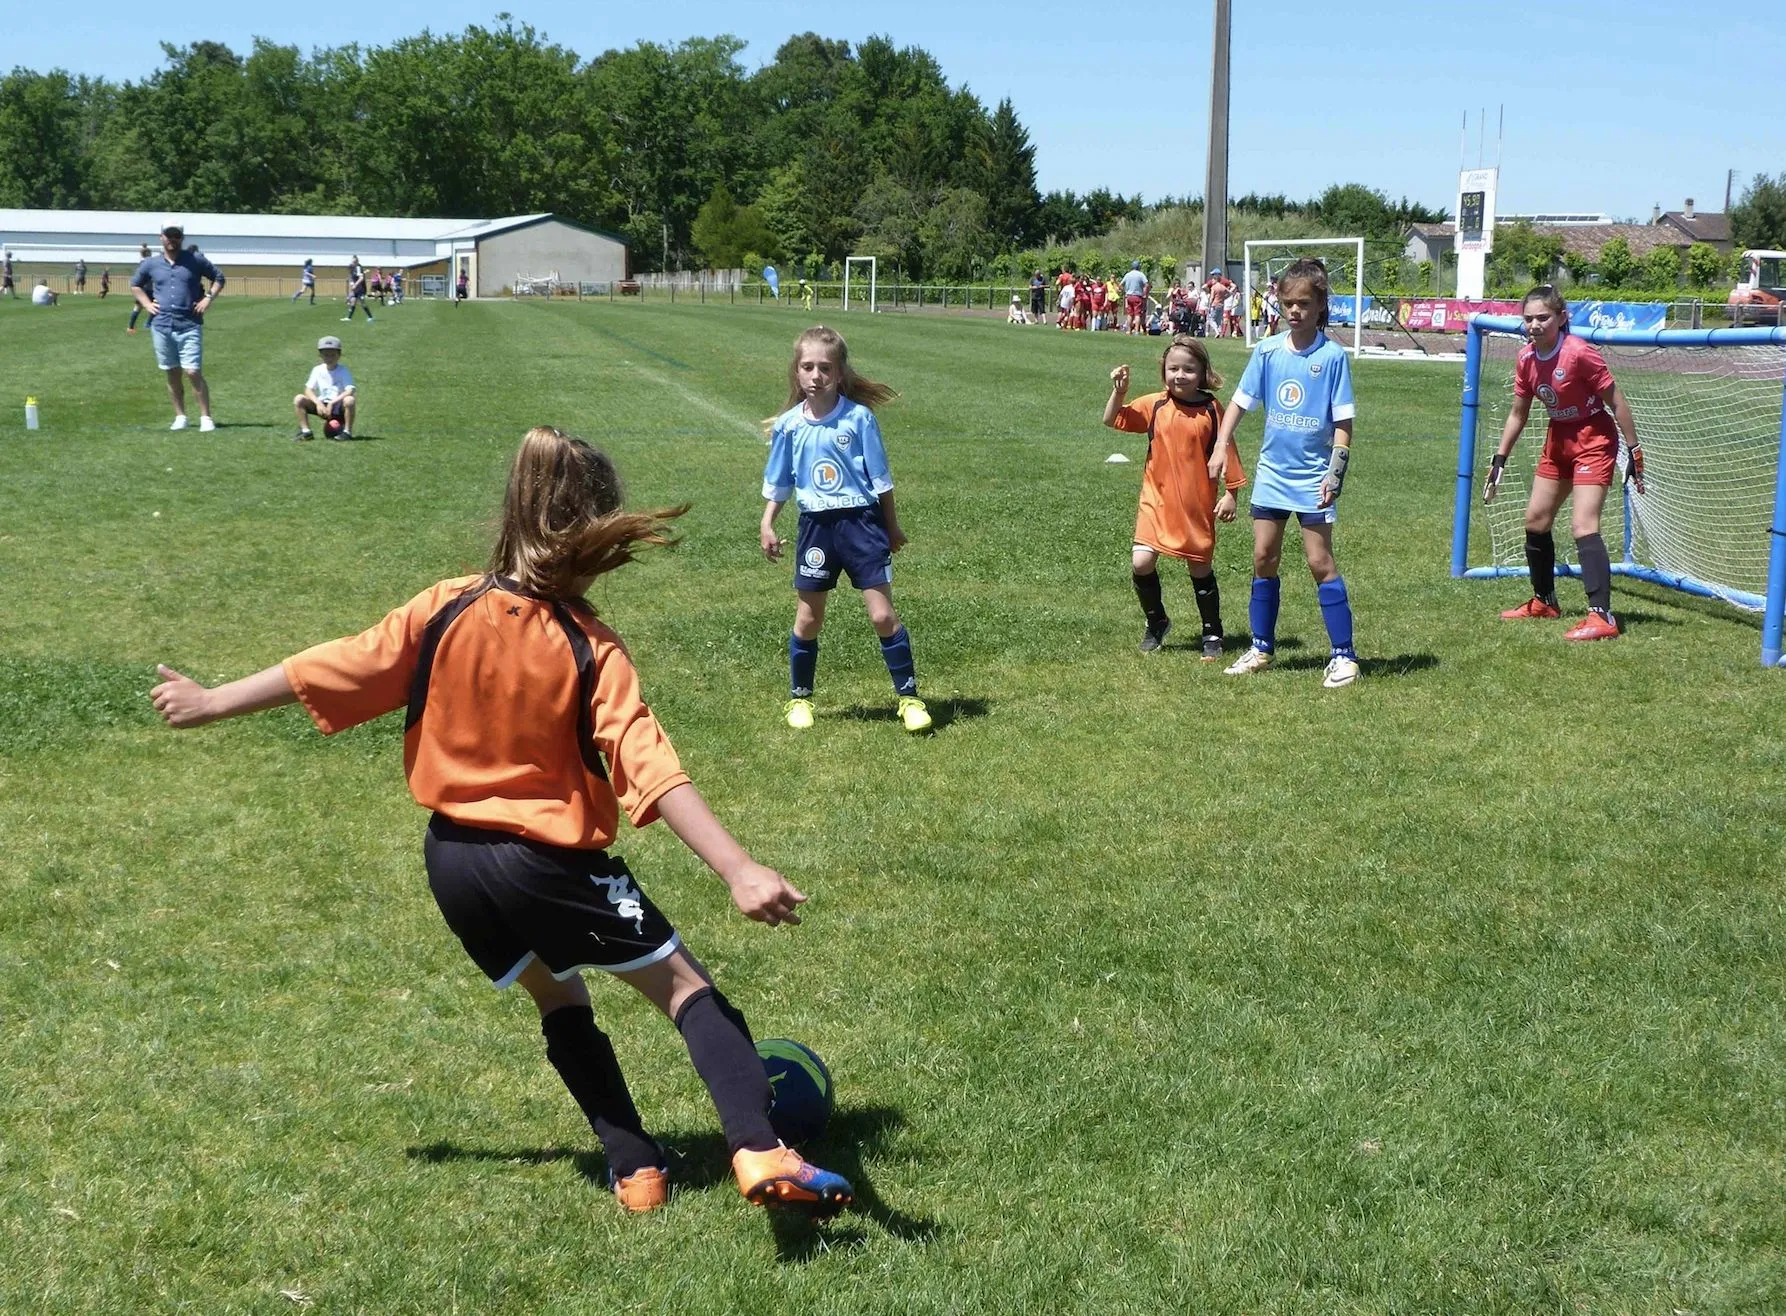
879;626;917;696
1248;577;1281;653
789;634;818;697
1317;577;1355;659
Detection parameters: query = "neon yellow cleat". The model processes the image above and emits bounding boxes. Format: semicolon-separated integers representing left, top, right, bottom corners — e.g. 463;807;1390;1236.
897;696;933;733
783;698;815;730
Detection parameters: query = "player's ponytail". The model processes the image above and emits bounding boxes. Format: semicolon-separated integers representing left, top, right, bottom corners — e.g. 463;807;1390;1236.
490;427;688;602
1277;258;1331;329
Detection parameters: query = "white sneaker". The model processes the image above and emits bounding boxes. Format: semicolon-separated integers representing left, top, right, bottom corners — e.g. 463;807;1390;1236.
1322;655;1360;688
1223;646;1273;676
198;415;216;433
169;415;189;431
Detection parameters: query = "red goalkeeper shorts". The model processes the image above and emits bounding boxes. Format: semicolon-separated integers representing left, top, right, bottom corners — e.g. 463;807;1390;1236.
1537;421;1617;487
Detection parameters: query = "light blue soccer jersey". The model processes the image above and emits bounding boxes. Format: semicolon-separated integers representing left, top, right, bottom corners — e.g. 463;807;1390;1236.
1231;331;1356;512
762;397;894;513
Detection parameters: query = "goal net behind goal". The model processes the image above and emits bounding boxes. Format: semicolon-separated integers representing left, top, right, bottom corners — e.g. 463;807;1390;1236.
1242;238;1365;355
1452;316;1786;666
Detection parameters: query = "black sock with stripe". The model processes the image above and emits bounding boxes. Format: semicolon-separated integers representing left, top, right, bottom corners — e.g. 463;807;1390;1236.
1191;573;1222;635
1526;530;1557;603
1132;570;1167;627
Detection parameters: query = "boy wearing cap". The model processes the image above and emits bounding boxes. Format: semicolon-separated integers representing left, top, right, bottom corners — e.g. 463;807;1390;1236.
130;221;225;432
294;336;356;441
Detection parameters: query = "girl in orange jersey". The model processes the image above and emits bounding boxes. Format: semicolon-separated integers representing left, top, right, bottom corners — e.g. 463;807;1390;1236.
149;427;853;1218
1104;335;1247;657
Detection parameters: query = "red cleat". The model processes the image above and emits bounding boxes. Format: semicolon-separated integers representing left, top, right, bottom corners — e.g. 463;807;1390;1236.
1564;610;1620;642
1501;596;1561;620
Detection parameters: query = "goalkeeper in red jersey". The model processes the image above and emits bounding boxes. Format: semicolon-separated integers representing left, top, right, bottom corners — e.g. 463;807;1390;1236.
1482;285;1646;642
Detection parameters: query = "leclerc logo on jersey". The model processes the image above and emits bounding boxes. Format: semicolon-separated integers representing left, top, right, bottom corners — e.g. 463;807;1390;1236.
1276;379;1305;410
811;460;844;493
802;547;826;572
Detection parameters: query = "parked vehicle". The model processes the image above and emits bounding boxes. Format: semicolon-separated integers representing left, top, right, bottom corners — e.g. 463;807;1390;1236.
1728;250;1786;327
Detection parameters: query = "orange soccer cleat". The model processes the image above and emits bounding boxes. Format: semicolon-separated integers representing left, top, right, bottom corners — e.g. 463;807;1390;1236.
1564;610;1620;642
1501;596;1561;620
609;1163;670;1213
732;1144;853;1217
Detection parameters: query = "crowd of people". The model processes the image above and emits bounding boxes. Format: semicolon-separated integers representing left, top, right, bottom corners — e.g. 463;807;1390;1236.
1013;264;1283;340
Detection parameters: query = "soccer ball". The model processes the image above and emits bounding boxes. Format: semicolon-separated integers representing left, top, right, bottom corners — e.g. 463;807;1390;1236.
757;1038;833;1145
324;414;345;438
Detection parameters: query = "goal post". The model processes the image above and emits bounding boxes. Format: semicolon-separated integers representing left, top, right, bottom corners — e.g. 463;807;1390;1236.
1242;237;1365;355
842;256;877;313
1452;315;1786;667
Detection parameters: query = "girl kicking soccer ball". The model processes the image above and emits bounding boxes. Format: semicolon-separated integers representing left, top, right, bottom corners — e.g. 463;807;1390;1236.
1104;335;1247;657
150;427;853;1218
1209;258;1360;687
760;325;931;733
1482;284;1646;640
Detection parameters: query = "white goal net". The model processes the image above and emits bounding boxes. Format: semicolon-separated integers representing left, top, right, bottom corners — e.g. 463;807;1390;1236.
1242;237;1365;355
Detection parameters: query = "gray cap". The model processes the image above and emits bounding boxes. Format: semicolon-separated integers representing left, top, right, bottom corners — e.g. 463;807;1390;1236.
317;335;343;351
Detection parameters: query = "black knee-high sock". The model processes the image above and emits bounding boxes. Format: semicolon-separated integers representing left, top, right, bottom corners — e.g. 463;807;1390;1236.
1191;573;1222;635
1525;530;1557;602
540;1004;661;1178
1132;570;1167;626
674;987;778;1155
1575;533;1612;612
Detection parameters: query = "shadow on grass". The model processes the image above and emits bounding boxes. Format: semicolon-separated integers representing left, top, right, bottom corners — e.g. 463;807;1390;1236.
1273;651;1440;677
406;1103;937;1259
829;696;991;730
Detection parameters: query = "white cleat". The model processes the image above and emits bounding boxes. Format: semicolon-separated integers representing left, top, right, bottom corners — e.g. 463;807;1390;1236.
1322;655;1360;688
169;415;189;431
198;415;216;432
1223;646;1273;676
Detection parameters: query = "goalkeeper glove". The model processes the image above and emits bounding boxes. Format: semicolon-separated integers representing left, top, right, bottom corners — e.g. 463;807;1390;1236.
1319;444;1350;507
1625;443;1646;494
1483;453;1507;504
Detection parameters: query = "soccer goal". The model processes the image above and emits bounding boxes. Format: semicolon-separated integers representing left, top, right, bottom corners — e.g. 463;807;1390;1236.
843;256;877;313
1452;315;1786;666
1243;237;1365;355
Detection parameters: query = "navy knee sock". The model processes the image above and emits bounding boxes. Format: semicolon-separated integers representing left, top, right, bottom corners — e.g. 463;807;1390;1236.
540;1005;660;1179
1317;577;1356;659
789;633;818;698
674;987;778;1155
1526;530;1557;602
1248;577;1281;653
880;625;917;696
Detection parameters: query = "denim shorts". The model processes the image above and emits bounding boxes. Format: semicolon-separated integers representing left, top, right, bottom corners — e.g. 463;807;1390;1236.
151;322;203;370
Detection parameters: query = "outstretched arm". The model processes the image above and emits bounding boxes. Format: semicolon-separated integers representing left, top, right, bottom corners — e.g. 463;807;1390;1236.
151;663;296;728
1103;364;1129;427
655;782;806;927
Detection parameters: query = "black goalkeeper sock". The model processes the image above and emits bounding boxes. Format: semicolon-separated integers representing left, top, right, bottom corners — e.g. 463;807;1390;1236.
1191;573;1222;635
1525;530;1557;602
540;1005;660;1179
1132;570;1167;627
673;987;778;1155
1575;532;1613;612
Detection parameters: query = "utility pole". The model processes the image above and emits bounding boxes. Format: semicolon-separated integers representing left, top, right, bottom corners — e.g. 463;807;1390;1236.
1200;0;1231;284
1725;168;1735;213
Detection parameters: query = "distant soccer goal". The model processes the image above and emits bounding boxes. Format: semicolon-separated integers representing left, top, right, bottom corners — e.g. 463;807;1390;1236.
1453;316;1786;667
1242;237;1365;355
843;256;877;313
512;271;559;298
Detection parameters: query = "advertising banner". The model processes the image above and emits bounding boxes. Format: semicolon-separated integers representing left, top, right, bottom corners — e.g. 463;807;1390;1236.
1397;298;1521;331
1327;294;1373;326
1567;300;1666;332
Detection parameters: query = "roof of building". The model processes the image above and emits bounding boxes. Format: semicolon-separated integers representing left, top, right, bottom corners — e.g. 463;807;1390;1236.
0;209;553;242
1403;219;1697;258
1657;209;1732;244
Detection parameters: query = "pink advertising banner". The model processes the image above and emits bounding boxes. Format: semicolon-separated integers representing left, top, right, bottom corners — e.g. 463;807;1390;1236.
1397;298;1523;331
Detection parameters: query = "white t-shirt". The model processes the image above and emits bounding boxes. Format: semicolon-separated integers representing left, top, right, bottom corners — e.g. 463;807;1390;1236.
305;362;355;403
31;284;54;305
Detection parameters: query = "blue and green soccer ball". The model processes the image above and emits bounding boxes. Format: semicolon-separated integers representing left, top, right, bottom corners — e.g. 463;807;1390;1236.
757;1038;833;1145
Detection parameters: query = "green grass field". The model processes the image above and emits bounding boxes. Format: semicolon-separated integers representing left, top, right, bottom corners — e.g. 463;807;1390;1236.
3;295;1783;1314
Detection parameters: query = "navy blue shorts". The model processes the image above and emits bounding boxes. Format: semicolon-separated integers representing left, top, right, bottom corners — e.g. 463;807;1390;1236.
794;507;892;592
1250;503;1335;527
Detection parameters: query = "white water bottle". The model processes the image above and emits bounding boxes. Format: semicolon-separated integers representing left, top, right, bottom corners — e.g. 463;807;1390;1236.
25;396;39;430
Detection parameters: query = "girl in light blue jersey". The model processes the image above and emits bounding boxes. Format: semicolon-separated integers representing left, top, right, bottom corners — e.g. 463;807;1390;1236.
759;327;932;733
1209;258;1360;688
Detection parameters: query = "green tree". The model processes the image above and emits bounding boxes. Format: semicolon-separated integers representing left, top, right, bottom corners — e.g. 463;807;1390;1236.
690;184;777;269
1731;173;1786;249
966;98;1040;248
1561;249;1594;284
1596;236;1636;286
1639;244;1681;291
852;176;924;277
917;187;990;281
0;68;95;207
1684;242;1724;288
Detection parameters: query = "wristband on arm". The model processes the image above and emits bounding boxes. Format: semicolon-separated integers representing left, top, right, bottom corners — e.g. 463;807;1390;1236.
1323;444;1350;499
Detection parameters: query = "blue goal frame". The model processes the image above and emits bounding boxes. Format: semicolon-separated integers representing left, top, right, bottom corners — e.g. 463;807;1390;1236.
1452;315;1786;668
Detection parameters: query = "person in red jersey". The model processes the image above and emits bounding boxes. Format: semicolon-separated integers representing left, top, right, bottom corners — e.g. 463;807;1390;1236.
149;427;854;1218
1483;285;1647;641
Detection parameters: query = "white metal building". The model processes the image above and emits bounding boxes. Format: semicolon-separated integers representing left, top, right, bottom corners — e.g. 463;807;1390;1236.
0;210;629;296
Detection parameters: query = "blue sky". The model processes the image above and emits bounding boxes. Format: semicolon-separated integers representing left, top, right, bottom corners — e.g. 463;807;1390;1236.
22;0;1786;219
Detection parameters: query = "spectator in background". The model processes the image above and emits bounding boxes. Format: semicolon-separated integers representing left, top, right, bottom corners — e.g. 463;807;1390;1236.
455;268;469;305
1029;270;1046;321
32;280;59;306
100;268;111;299
74;258;88;294
2;250;15;297
1121;260;1150;335
130;219;225;432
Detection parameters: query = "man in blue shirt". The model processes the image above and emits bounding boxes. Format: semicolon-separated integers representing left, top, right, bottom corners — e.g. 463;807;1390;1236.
131;221;225;432
1121;260;1151;335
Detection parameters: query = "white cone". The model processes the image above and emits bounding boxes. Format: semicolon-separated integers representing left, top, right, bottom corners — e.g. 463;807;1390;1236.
1105;452;1131;464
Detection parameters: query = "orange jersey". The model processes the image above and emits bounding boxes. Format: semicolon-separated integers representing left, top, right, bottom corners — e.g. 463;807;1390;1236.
1112;392;1246;562
283;575;690;849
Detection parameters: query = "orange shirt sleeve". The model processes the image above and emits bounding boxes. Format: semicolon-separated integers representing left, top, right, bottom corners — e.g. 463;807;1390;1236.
1111;393;1160;434
589;630;691;828
282;579;466;735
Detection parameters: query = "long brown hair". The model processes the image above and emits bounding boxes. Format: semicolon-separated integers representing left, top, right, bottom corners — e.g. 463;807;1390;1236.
780;325;899;414
1278;257;1331;329
488;427;687;601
